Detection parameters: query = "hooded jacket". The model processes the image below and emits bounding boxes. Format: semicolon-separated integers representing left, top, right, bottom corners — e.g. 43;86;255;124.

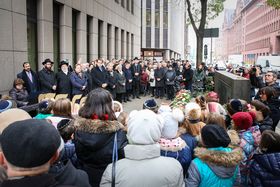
100;144;184;187
74;118;127;187
250;152;280;187
185;147;243;187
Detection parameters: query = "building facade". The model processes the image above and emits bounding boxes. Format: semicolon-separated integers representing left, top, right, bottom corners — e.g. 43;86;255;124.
0;0;141;93
219;0;280;64
141;0;187;60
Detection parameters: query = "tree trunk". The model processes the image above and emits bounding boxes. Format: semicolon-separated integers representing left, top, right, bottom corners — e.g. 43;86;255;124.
196;33;203;67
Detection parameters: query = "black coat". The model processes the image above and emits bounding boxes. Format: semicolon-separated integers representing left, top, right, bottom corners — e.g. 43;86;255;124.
56;71;72;95
17;70;39;94
257;116;274;133
38;68;57;93
107;71;118;98
0;174;76;187
183;68;194;86
91;66;108;89
115;71;126;94
154;68;165;87
250;152;280;187
9;88;29;107
131;64;142;82
123;68;133;90
49;160;91;187
74;118;128;187
263;98;280;129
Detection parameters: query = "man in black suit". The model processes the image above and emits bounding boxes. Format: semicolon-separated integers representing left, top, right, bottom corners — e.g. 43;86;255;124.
38;58;57;93
91;59;108;89
56;60;72;96
17;62;39;103
131;57;141;99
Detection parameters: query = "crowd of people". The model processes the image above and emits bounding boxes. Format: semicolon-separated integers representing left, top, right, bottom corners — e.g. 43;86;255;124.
0;58;279;187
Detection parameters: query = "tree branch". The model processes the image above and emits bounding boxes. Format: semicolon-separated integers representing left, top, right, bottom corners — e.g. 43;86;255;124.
186;0;198;34
198;0;207;34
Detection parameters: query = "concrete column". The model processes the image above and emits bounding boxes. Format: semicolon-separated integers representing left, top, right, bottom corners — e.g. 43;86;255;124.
89;17;98;60
108;25;115;60
121;30;126;59
37;0;53;68
165;49;170;60
60;5;72;65
131;33;134;59
116;27;121;59
100;21;107;59
151;0;155;48
159;0;163;49
167;1;171;49
141;0;146;48
126;32;130;60
76;12;87;62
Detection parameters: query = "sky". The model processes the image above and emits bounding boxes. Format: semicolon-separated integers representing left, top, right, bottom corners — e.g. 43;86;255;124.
188;0;237;62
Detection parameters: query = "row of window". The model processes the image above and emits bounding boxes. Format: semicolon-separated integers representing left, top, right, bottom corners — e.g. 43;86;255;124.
115;0;134;14
245;38;270;51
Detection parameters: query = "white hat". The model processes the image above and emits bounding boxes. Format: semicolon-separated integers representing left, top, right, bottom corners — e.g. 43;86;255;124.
127;109;164;145
185;102;202;121
158;106;184;139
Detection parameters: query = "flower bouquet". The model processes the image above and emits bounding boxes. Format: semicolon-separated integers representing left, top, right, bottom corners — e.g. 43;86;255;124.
170;89;192;110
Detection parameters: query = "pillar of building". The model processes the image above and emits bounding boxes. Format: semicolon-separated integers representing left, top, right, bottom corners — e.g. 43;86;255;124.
115;27;121;59
151;0;155;48
76;12;87;63
141;0;146;48
121;30;127;59
37;0;53;68
165;50;170;60
108;24;115;60
89;17;98;60
100;21;108;59
159;0;163;49
126;32;131;60
60;5;72;65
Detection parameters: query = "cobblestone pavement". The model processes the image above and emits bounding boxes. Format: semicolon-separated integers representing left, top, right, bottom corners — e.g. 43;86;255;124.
121;95;170;113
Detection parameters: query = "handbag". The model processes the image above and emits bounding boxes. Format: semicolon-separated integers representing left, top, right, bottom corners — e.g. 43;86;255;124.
111;131;118;187
149;78;154;82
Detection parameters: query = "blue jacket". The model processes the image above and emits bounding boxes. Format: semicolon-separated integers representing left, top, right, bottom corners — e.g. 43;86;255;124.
70;72;88;95
250;152;280;187
185;147;243;187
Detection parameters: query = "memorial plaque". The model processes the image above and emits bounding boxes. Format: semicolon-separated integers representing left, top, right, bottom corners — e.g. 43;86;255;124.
214;71;251;104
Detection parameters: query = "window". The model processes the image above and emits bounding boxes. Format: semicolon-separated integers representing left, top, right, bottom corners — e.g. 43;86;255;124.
155;28;159;48
163;12;168;28
155;0;160;10
146;27;151;48
27;0;38;70
146;0;151;9
146;10;151;27
87;16;93;63
164;0;168;11
98;20;103;59
126;0;130;11
53;2;60;72
163;29;168;48
121;0;125;8
155;11;160;28
131;0;134;14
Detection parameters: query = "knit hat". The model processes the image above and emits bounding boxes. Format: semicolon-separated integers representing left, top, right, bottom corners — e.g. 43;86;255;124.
0;108;31;133
185;102;201;121
201;124;231;148
0;100;13;113
158;105;184;139
206;91;219;102
127;109;164;145
232;112;254;130
230;99;243;112
143;99;158;113
0;119;61;168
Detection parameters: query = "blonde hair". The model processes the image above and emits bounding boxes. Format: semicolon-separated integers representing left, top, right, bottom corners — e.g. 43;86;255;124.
52;98;72;118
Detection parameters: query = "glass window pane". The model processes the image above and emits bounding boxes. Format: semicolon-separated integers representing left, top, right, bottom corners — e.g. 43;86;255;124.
155;11;160;28
146;10;151;27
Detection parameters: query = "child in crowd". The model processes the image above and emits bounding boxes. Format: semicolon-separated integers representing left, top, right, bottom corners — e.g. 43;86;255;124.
113;100;123;118
195;95;208;122
250;130;280;186
158;105;193;176
232;111;261;185
117;112;129;132
186;124;243;186
140;68;149;96
34;99;54;119
206;91;227;116
46;98;72;128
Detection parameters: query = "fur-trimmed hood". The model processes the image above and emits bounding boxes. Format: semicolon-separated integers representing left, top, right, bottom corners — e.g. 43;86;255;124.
74;117;124;134
194;147;243;179
195;147;243;167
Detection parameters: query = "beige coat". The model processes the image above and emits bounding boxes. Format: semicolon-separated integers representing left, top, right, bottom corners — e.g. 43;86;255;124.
100;144;184;187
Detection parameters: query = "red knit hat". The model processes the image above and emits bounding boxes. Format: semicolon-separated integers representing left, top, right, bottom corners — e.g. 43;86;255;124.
232;112;254;130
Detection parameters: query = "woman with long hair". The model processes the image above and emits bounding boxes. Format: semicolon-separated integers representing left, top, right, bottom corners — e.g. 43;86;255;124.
74;88;127;187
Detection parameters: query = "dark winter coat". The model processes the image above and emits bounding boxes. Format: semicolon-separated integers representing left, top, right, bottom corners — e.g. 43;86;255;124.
123;68;133;90
74;118;128;187
56;71;72;95
91;66;108;89
154;68;165;87
165;70;176;85
115;71;126;94
38;68;57;93
131;64;142;82
49;160;91;187
0;174;76;187
84;71;93;93
9;88;29;107
17;70;39;94
106;71;118;98
255;79;280;99
257;116;274;133
183;68;193;87
70;72;88;95
250;152;280;187
263;98;280;129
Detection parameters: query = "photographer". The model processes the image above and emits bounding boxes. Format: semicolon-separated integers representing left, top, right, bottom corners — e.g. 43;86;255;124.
254;68;280;99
